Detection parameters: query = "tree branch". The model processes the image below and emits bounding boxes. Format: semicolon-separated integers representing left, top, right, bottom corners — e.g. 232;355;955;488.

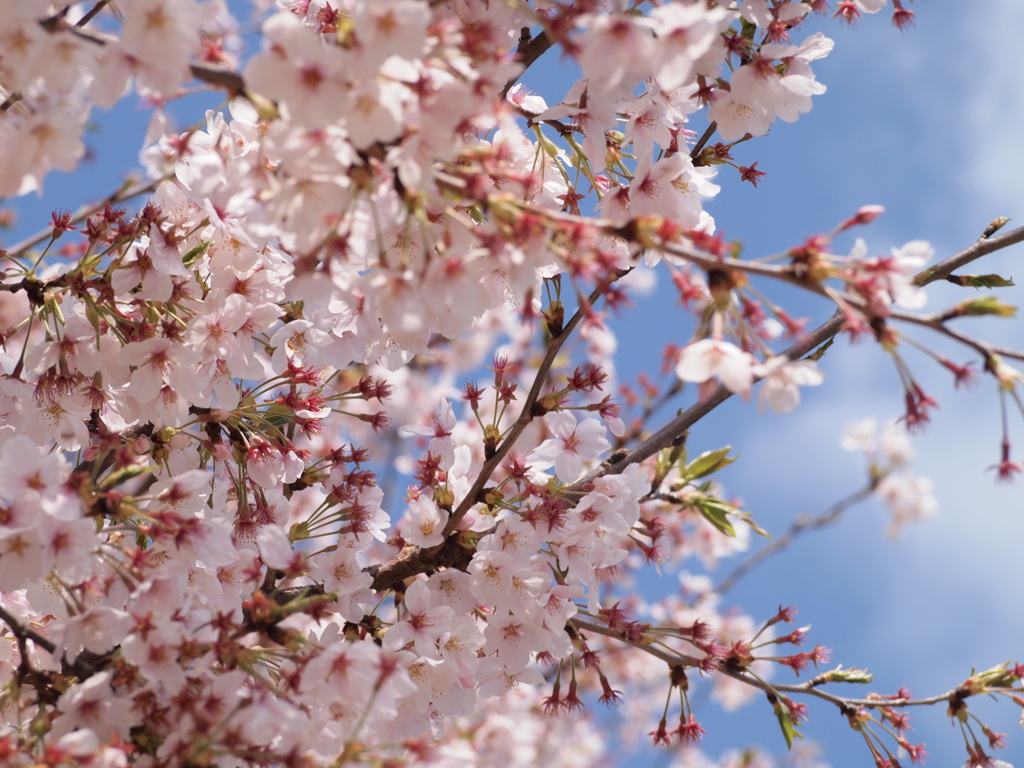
716;484;875;595
886;306;1024;363
190;62;247;95
0;603;103;681
367;220;1024;593
369;280;612;592
0;604;57;656
579;310;847;486
4;176;164;258
914;223;1024;286
501;29;554;99
571;613;959;710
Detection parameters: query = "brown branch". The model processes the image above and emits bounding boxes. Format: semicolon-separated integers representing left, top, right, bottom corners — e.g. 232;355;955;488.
576;222;1024;485
571;613;958;710
76;0;113;28
690;122;718;161
369;281;611;592
886;306;1024;363
0;604;57;656
4;177;164;258
914;223;1024;286
501;29;554;99
578;309;847;486
0;91;23;114
367;216;1024;593
715;484;875;595
190;62;247;95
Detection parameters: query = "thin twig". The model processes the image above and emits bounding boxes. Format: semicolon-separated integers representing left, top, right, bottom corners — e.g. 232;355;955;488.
914;224;1024;286
579;227;1024;482
501;29;554;99
690;122;718;162
76;0;113;28
571;613;957;710
4;176;164;258
715;484;875;595
579;310;847;486
369;281;612;592
886;307;1024;363
614;378;683;450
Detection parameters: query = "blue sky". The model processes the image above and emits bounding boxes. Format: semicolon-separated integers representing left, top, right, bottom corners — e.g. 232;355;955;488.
3;3;1023;767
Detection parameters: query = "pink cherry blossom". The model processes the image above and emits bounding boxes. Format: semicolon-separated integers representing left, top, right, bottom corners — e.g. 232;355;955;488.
528;411;611;483
385;579;455;658
0;2;1018;766
402;495;449;548
754;357;825;413
676;339;758;394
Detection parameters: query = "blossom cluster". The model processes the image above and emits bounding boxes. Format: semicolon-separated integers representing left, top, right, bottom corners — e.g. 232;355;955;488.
2;1;1023;767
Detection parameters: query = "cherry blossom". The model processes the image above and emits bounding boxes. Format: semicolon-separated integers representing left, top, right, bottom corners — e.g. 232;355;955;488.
754;357;825;413
528;411;612;483
0;2;1021;767
402;495;449;548
676;339;758;395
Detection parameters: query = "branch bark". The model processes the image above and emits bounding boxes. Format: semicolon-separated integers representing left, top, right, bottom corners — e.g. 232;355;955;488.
571;613;958;711
715;484;875;595
914;224;1024;287
578;310;846;486
500;29;554;99
367;222;1024;593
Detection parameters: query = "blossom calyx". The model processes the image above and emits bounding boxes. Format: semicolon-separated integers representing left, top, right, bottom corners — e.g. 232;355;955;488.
433;485;455;510
986;356;1023;392
669;665;690;690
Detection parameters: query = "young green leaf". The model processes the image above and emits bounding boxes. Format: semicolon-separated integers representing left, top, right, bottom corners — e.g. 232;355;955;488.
682;446;737;482
182;241;211;267
947;273;1015;289
774;706;804;750
694;496;737;537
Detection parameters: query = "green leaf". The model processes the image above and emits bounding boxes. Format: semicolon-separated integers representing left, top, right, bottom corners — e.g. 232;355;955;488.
182;241;211;268
947;273;1015;289
806;337;834;361
735;511;771;538
99;464;156;490
952;296;1016;317
694;496;737;537
973;661;1018;689
774;707;804;750
262;404;294;428
682;447;737;481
